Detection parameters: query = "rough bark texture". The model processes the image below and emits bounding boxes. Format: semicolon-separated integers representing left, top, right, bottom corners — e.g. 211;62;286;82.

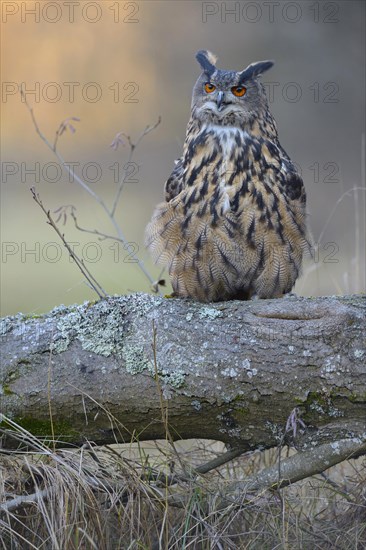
1;293;365;451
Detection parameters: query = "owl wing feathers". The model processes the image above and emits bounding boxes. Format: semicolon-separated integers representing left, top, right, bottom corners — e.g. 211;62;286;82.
247;144;309;297
146;178;268;301
164;157;185;201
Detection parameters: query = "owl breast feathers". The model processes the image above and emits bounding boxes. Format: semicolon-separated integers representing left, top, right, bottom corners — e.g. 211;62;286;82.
145;50;310;302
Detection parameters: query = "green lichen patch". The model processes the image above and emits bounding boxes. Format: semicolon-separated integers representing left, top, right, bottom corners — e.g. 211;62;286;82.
122;345;150;375
51;294;163;356
128;292;164;315
302;391;344;420
198;306;224;320
49;304;73;317
121;343;186;389
42;294;185;389
159;368;186;389
354;349;365;359
0;313;29;336
53;299;127;356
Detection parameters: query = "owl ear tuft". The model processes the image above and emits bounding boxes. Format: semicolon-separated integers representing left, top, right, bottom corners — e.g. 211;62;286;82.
196;50;218;76
240;60;274;82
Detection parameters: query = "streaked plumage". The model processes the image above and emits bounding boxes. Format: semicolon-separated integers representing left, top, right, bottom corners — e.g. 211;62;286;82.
145;50;309;302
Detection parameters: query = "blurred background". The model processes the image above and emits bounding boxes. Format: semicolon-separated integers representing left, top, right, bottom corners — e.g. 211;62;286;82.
1;0;365;316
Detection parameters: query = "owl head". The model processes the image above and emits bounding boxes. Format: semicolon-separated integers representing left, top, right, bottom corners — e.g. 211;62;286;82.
192;50;273;127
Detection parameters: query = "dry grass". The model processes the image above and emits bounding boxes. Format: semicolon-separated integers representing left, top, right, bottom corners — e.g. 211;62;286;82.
1;428;365;550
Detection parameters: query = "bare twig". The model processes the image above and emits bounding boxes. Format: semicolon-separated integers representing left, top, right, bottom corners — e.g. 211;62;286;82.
21;88;102;203
71;211;125;243
194;447;247;475
21;87;160;290
111;116;161;217
275;406;307;498
53;117;80;152
31;188;107;299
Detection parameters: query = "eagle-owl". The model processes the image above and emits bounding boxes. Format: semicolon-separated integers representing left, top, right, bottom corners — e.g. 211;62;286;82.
145;50;309;302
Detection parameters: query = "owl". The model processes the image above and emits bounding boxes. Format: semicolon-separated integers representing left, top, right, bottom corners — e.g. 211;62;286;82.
145;50;310;302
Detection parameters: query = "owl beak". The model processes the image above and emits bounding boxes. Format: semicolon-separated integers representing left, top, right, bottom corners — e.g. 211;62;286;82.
216;91;225;111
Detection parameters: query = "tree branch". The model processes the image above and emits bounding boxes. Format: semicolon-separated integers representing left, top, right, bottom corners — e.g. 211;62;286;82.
1;294;365;452
222;437;366;505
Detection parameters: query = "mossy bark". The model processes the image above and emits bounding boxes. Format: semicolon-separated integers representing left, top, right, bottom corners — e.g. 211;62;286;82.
1;293;365;451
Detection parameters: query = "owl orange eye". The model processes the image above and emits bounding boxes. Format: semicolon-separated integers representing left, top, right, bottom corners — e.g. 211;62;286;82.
231;86;246;97
204;82;216;93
